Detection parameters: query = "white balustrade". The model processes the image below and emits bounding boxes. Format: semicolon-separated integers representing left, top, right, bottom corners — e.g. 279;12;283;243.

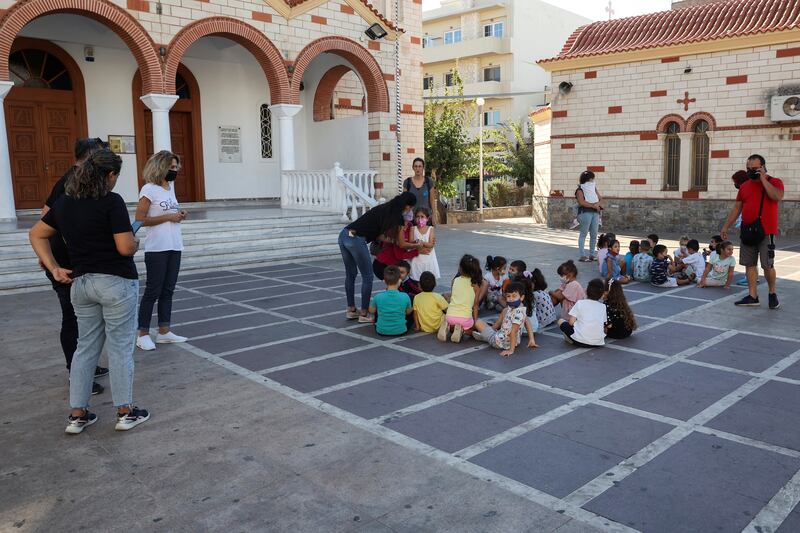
281;162;378;221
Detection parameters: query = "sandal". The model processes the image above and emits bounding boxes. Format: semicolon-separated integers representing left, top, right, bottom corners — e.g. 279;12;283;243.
579;256;592;262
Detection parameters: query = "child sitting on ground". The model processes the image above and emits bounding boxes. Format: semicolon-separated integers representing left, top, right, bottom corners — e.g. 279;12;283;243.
413;271;449;332
439;254;482;343
473;281;537;356
647;234;659;255
531;268;558;330
681;239;706;282
409;207;440;280
557;278;606;347
502;259;527;292
632;240;654;282
604;279;637;339
699;240;736;289
703;234;722;262
397;260;421;300
624;240;639;277
480;255;508;311
650;244;691;287
601;239;631;284
673;235;690;263
369;265;412;336
596;233;614;273
549;260;586;320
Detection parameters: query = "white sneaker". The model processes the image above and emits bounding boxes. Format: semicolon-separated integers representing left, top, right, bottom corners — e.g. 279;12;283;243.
136;335;156;351
358;314;375;324
156;331;188;344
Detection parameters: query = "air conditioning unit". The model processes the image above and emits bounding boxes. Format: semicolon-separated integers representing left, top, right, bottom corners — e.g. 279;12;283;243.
770;95;800;121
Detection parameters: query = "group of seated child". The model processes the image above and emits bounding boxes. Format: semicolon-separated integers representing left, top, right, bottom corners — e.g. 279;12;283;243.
597;232;737;290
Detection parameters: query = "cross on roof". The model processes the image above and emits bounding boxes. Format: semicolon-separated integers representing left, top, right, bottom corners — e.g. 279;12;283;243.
677;91;696;111
605;1;614;20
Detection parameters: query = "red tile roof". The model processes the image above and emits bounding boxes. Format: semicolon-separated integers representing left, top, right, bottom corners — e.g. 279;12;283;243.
286;0;400;31
539;0;800;65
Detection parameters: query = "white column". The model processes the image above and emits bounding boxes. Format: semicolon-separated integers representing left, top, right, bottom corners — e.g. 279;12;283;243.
269;104;302;171
0;81;16;221
140;94;179;152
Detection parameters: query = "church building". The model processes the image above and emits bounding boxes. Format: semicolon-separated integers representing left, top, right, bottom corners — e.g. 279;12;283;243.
0;0;424;221
531;0;800;234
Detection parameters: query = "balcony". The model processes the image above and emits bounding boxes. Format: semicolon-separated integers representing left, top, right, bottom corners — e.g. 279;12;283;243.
423;36;511;64
427;80;512;99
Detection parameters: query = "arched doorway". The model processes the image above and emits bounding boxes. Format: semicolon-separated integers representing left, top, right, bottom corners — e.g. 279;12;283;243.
132;64;204;202
4;37;87;208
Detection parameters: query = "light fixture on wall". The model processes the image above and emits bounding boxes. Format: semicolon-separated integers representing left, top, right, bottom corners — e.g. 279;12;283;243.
84;46;94;62
684;64;693;74
558;81;573;96
365;23;388;40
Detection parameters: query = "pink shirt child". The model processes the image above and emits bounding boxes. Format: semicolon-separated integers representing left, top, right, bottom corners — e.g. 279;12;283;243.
560;280;586;320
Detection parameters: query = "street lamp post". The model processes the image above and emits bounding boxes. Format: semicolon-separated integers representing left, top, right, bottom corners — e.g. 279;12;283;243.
476;97;485;216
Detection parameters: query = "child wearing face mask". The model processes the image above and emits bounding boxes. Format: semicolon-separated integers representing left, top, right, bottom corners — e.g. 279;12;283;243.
480;255;509;311
601;240;631;284
473;282;537;357
409;207;440;280
549;260;586;320
673;236;690;263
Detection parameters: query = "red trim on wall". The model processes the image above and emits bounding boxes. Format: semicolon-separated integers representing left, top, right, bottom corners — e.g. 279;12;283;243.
682;191;699;199
389;124;397;131
340;4;355;14
368;41;380;51
587;165;605;172
552;110;568;118
639;132;658;141
407;147;416;153
368;130;380;140
382;153;391;161
794;134;800;140
551;121;800;140
311;15;327;25
374;182;384;189
661;56;680;63
711;150;729;158
630;179;647;185
383;73;395;81
746;109;765;118
127;0;149;12
608;106;622;114
726;75;748;85
561;143;575;149
410;36;421;44
650;90;667;97
776;47;800;58
584;71;597;79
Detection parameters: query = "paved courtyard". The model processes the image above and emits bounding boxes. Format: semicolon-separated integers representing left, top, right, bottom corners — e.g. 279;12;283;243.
2;220;800;532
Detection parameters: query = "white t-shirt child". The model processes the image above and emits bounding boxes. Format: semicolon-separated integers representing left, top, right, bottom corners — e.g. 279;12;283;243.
580;181;599;203
139;182;184;252
568;299;606;346
682;251;706;279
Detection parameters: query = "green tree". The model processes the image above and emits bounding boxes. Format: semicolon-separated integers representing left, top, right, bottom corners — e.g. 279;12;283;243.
486;120;536;185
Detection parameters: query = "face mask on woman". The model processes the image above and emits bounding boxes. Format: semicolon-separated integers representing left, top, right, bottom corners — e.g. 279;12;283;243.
403;211;414;223
165;170;178;182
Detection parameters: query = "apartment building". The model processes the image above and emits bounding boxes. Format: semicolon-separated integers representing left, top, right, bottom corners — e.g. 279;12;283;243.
422;0;590;138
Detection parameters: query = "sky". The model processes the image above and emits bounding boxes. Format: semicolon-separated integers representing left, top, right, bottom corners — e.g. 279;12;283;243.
421;0;673;21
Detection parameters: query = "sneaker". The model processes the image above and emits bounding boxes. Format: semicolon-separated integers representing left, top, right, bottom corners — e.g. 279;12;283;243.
136;335;156;351
94;366;109;378
346;309;359;320
451;324;463;343
437;318;449;342
115;406;150;431
358;314;374;324
91;382;104;396
734;295;760;307
65;410;97;434
569;219;580;230
769;293;780;310
156;331;188;344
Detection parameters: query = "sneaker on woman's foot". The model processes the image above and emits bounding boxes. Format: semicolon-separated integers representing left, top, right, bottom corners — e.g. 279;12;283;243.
91;382;104;396
65;410;97;434
115;407;150;431
156;331;187;344
94;366;109;378
358;314;374;324
769;293;780;310
451;324;463;343
437;319;449;342
346;309;359;320
136;335;156;351
734;295;760;307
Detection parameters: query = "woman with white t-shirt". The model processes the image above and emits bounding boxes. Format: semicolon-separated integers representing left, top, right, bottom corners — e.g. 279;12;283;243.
135;151;188;351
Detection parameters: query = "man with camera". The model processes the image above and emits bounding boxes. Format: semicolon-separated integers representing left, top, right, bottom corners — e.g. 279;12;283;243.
721;154;784;309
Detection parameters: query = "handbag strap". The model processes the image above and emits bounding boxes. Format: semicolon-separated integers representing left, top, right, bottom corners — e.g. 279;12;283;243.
756;188;766;220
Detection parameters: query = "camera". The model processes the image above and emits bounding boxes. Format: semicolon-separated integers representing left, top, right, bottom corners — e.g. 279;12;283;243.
747;168;760;180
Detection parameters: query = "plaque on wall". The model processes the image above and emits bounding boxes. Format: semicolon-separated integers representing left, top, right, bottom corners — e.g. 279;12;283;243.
218;126;242;163
107;135;136;154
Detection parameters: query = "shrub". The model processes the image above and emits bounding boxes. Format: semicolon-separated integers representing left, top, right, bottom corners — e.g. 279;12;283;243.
486;180;534;207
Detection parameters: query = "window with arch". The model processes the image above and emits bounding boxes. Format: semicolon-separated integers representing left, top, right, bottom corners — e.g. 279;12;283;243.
663;121;681;191
691;120;709;190
9;49;72;90
259;104;273;159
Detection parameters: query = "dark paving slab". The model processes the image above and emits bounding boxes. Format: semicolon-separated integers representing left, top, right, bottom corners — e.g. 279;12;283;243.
779;360;800;380
223;332;370;371
609;322;721;356
189;321;323;355
603;362;750;420
268;346;423;393
278;297;354;318
382;363;488;396
584;432;800;533
453;381;571;424
688;333;800;373
395;332;484;356
689;285;747;300
383;401;518;453
630;295;708;319
521;348;662;395
167;304;252;323
305;312;358;329
170;295;222;311
215;283;298;301
268;267;341;279
247;290;327;310
178;275;259;289
177;270;241;282
171;313;280;339
777;510;800;533
707;381;800;451
201;278;288;295
454;333;574;373
318;379;435;420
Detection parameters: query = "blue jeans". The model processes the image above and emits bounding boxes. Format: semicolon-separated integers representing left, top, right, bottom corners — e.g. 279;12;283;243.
70;274;139;409
577;211;600;258
138;250;182;331
338;227;373;310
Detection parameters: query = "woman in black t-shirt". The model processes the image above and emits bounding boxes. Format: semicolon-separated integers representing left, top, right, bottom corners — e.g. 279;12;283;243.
30;149;151;435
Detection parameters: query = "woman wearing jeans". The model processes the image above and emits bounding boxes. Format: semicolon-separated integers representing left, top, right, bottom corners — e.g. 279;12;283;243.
575;171;603;262
339;192;417;322
29;149;150;434
135;151;188;351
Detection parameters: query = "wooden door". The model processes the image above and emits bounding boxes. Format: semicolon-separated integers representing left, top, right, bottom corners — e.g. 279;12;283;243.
143;110;196;203
41;102;76;192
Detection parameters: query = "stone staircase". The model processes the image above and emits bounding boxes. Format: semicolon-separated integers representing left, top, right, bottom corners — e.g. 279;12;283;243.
0;206;346;291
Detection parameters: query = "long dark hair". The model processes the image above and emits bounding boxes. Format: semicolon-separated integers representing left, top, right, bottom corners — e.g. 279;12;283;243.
530;268;547;291
579;170;595;184
507;279;534;317
485;255;507;272
66;149;122;199
606;279;637;332
459;254;483;285
379;192;416;239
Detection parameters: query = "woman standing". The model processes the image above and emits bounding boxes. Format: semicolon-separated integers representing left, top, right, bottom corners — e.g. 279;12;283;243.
575;170;602;262
339;192;417;321
403;158;437;223
29;149;150;434
135;151;188;351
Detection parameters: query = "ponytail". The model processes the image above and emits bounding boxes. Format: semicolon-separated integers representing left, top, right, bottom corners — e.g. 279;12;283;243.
485;255;507;271
65;148;122;199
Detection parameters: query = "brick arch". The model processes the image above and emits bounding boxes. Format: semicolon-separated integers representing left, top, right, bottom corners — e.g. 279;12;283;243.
164;17;290;103
657;114;687;132
686;111;717;131
313;65;364;122
291;36;388;113
0;0;162;94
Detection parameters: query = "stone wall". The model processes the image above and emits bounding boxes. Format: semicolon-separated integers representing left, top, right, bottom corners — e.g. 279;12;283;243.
534;195;800;236
447;205;532;224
